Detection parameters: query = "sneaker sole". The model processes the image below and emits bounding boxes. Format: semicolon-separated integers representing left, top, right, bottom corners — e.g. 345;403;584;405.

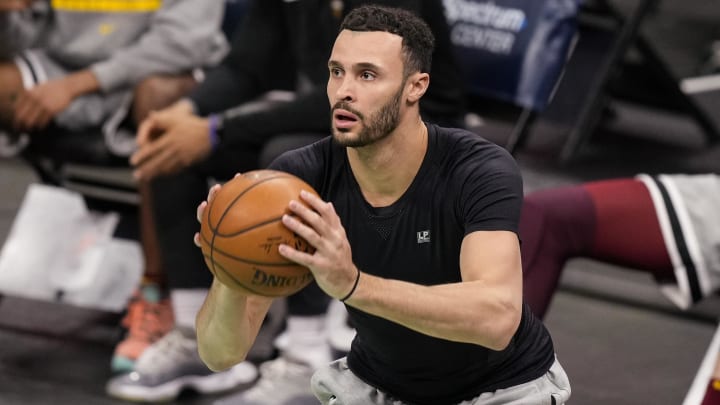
106;362;259;402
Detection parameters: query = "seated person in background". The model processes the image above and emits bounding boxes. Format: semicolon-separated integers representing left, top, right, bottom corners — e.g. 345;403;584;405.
106;0;466;403
195;5;571;405
0;0;227;156
0;0;230;380
519;173;720;404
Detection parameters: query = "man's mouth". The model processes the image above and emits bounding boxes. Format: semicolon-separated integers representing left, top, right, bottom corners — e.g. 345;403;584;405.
333;109;359;129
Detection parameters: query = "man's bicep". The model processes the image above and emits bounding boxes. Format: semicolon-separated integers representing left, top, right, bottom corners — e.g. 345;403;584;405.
459;230;522;290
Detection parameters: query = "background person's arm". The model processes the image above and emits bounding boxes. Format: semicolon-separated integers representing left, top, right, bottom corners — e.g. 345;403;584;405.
12;69;100;131
189;0;292;115
91;0;227;93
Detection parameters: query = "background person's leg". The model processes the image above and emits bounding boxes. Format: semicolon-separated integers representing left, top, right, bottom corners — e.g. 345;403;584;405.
0;62;23;125
130;74;198;126
521;178;676;319
111;73;203;373
520;185;596;319
0;62;28;156
583;179;674;276
132;74;200;287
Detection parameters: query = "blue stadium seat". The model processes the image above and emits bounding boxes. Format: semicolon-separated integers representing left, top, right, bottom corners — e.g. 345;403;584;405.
442;0;581;153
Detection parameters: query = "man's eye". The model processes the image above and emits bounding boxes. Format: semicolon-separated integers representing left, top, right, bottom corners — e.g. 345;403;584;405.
361;72;375;80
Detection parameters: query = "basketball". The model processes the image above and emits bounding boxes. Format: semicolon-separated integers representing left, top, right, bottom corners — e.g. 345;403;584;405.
199;170;318;297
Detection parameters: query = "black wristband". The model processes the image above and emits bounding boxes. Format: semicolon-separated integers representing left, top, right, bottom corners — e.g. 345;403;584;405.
340;268;360;302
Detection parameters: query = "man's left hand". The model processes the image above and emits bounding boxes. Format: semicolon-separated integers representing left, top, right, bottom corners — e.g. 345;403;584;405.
278;191;359;300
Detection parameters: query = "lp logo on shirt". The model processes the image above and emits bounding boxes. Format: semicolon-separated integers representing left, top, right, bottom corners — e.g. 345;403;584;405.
417;230;431;244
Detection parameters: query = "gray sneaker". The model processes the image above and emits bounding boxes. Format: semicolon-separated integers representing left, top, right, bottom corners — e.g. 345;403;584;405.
214;357;317;405
106;329;258;402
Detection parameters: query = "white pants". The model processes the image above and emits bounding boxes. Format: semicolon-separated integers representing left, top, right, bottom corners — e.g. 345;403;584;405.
311;356;571;405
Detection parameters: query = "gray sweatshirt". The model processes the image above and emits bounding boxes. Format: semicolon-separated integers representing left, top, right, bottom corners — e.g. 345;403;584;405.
0;0;228;92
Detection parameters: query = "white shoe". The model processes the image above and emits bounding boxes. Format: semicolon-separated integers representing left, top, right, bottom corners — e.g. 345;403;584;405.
214;356;317;405
106;329;258;402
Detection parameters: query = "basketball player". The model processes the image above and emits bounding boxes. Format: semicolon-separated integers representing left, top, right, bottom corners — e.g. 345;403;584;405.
195;6;571;404
118;1;466;403
518;174;720;404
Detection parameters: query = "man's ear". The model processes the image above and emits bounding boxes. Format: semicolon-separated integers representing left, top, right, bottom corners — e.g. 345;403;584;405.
406;72;429;103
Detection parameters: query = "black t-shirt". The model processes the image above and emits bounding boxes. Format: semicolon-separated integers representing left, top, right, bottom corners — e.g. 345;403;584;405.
270;124;555;404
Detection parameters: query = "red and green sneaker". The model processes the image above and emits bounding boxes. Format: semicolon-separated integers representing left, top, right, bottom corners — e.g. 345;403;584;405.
111;284;174;373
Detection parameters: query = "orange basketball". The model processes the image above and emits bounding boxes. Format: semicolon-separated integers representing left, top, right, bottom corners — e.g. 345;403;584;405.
199;170;317;297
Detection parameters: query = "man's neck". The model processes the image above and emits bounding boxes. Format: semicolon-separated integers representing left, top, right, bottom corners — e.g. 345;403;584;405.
346;116;428;207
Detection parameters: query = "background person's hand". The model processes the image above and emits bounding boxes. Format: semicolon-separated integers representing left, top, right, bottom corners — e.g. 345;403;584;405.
135;100;195;148
131;113;213;181
11;70;99;132
12;79;74;131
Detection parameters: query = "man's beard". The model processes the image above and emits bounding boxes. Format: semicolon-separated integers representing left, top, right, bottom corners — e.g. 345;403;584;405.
331;82;404;148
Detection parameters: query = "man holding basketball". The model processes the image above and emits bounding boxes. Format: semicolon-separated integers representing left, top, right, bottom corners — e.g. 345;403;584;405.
196;5;571;404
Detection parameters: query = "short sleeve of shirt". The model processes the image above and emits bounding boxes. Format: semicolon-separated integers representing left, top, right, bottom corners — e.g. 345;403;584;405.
266;137;331;192
455;140;524;236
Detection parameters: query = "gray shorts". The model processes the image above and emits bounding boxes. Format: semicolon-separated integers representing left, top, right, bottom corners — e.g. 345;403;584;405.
636;174;720;309
311;356;571;405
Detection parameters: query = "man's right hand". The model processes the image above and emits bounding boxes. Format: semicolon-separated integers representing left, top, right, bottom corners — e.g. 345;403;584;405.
193;175;242;249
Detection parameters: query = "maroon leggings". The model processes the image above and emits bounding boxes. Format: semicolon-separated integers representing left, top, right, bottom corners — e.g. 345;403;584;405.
520;179;675;319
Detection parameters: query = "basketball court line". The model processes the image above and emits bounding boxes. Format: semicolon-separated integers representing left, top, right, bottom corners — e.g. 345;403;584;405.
684;320;720;405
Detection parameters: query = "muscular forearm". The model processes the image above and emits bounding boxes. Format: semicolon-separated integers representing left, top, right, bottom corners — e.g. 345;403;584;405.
90;0;226;92
345;274;521;350
196;279;274;371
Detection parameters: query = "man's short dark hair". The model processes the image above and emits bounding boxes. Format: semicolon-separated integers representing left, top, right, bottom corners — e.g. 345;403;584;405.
340;5;434;76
